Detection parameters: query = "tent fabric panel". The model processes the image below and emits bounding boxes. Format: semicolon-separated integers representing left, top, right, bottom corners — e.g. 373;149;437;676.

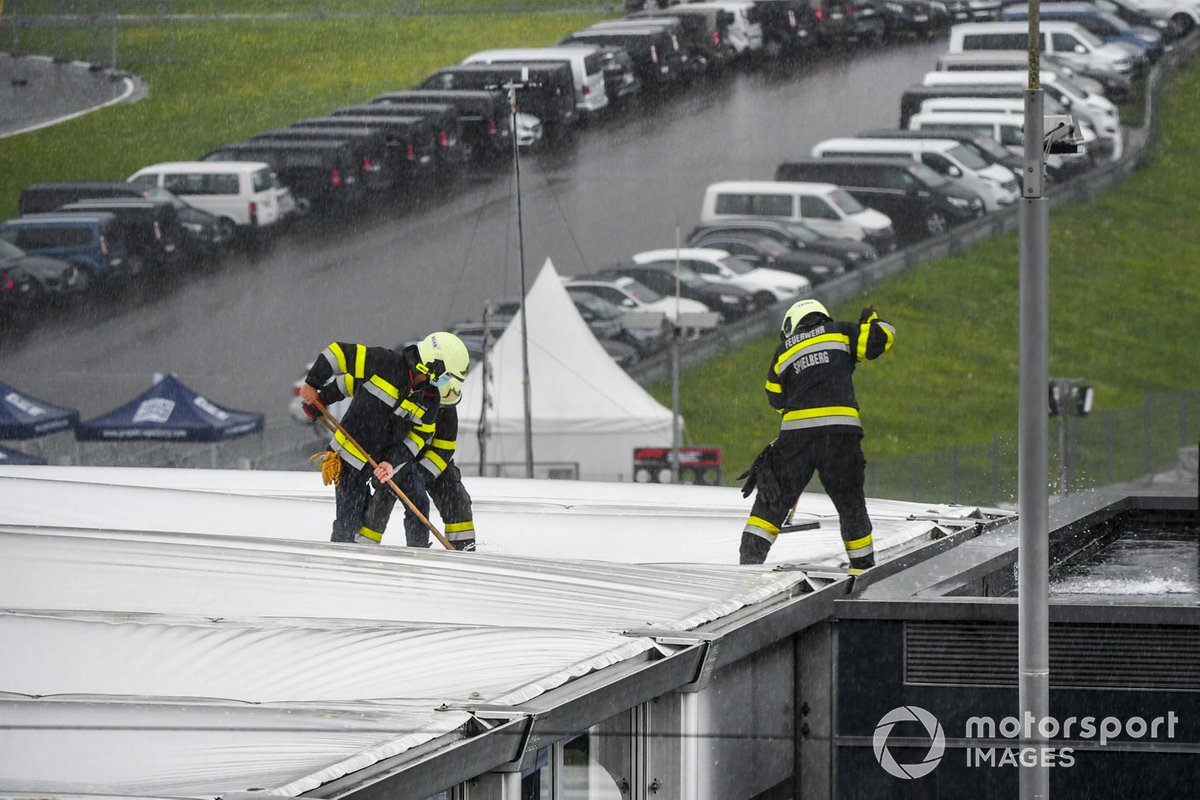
0;382;79;439
74;375;264;443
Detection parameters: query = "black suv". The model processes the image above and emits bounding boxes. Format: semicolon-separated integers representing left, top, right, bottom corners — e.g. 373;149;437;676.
369;90;513;162
418;62;579;134
774;157;986;244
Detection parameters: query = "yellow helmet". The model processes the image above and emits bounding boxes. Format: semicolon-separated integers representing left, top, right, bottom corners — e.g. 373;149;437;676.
416;332;470;387
781;299;829;338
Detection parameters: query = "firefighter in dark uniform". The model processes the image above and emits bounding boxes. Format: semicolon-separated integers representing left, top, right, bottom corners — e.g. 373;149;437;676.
298;332;470;544
360;376;476;551
739;299;896;571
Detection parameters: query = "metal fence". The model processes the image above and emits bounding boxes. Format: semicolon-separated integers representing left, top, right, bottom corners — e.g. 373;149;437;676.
864;389;1200;507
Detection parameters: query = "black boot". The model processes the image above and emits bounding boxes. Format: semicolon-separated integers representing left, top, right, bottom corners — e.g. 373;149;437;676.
848;554;875;574
739;532;772;565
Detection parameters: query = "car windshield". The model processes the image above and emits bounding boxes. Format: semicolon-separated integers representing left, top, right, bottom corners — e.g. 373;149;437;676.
621;278;664;303
828;188;866;214
718;255;756;275
1073;26;1106;48
910;163;948;188
948;143;989;170
1054;73;1089;98
142;186;188;210
965;133;1011;160
0;238;25;259
780;223;821;243
652;266;706;288
571;292;624;320
755;237;790;256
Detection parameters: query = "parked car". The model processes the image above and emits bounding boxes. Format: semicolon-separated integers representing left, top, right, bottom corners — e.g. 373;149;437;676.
0;212;135;289
907;110;1095;176
947;20;1139;78
677;229;845;285
418;62;579;134
590;45;644;105
686;218;879;271
751;0;818;57
0;237;81;310
774;156;986;243
596;263;759;319
871;0;948;38
561;26;684;90
251;125;404;193
462;46;610;117
127;161;289;240
700;180;898;252
566;288;670;355
856;126;1025;185
138;187;231;263
1086;0;1183;41
631;247;810;306
56;197;187;274
327;103;467;173
845;0;888;41
811;136;1021;211
628;5;740;68
18;181;145;216
1001;2;1165;60
564;273;713;325
367;90;513;161
201;139;367;215
681;1;765;57
934;49;1129;102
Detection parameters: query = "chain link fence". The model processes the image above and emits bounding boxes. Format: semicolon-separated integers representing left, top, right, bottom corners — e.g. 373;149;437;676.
865;388;1200;507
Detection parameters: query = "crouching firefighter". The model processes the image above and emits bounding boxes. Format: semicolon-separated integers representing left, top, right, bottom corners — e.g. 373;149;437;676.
738;299;895;571
299;332;470;544
359;373;477;551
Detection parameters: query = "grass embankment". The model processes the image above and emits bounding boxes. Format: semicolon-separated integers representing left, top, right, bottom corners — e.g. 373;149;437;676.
0;10;609;219
649;60;1200;484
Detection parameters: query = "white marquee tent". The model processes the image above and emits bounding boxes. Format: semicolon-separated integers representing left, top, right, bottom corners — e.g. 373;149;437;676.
456;259;675;482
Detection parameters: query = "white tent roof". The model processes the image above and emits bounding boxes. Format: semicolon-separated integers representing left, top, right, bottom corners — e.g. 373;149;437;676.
456;259;674;481
0;466;1007;798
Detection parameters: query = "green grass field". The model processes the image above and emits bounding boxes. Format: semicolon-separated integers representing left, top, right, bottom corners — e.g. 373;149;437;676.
647;60;1200;488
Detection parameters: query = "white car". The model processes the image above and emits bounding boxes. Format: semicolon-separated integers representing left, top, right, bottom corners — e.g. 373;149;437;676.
515;112;543;149
632;248;810;304
564;274;712;324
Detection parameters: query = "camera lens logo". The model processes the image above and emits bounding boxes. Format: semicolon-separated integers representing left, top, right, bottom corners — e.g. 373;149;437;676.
873;706;946;779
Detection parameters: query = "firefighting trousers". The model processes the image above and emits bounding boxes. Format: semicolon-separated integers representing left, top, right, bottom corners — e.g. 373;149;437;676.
740;430;874;567
332;462;373;543
359;464;475;548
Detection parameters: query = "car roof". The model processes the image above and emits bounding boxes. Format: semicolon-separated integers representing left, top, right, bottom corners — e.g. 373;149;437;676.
133;161;270;173
5;212;116;224
636;247;729;261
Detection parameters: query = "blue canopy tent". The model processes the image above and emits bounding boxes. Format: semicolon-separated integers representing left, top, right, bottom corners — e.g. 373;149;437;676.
0;382;79;439
75;374;264;443
0;443;46;465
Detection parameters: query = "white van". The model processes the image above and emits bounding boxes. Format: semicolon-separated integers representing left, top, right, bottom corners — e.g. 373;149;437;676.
915;97;1106;160
907;110;1092;175
920;69;1121;156
127;161;288;236
680;1;764;54
810;137;1020;211
700;180;896;251
463;47;609;116
947;21;1136;76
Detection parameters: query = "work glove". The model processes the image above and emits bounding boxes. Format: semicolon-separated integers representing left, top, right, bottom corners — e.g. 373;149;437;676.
737;441;782;504
302;401;323;422
308;450;342;486
859;305;878;324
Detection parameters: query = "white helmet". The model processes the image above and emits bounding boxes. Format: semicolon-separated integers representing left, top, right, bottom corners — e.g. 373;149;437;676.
781;299;829;338
416;332;470;387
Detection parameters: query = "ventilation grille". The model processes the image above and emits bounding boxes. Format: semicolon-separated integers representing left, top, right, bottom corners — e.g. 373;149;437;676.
905;621;1200;691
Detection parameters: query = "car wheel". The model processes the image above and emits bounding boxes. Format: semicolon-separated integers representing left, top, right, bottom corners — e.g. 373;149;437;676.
924;210;950;237
294;197;312;215
1171;13;1194;38
754;290;779;308
216;217;236;241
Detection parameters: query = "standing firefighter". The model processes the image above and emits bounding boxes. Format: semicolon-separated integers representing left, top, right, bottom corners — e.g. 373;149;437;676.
360;376;477;551
738;299;896;570
299;332;470;544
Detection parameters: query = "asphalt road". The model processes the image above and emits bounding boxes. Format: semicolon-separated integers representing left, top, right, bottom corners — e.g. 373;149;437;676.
1;36;947;430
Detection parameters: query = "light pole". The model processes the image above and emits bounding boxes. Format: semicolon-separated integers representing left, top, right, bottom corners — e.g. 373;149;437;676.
503;71;535;479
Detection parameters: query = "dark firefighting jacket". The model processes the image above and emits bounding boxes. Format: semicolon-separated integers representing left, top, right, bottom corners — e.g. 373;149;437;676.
306;341;440;471
416;404;460;481
765;310;895;435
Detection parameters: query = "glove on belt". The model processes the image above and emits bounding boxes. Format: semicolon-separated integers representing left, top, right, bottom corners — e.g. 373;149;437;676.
309;450;342;486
